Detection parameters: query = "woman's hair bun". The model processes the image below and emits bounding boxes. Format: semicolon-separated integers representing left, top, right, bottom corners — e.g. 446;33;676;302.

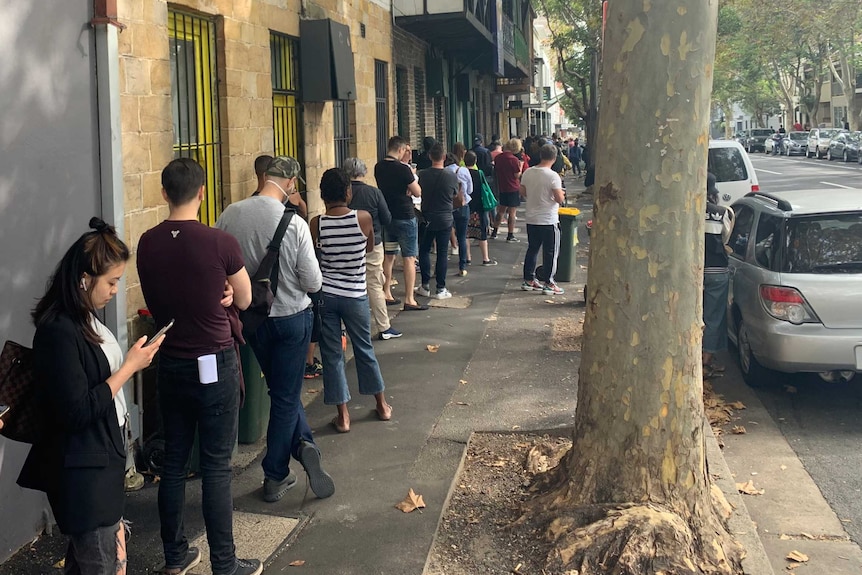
89;217;111;233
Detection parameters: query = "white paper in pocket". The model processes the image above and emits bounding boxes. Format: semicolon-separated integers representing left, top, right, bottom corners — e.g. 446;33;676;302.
197;354;218;384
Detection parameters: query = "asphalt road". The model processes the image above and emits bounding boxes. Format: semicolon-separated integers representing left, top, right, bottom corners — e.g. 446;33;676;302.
734;151;862;545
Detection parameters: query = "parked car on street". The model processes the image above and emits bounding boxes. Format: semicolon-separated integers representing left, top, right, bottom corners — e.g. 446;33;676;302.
745;128;774;153
826;131;862;163
726;189;862;386
807;128;846;159
708;140;759;207
781;131;808;156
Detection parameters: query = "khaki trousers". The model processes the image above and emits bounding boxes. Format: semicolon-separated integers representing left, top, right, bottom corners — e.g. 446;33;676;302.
366;242;390;332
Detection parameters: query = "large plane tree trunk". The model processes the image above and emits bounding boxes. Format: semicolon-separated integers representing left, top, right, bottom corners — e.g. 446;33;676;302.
522;2;742;573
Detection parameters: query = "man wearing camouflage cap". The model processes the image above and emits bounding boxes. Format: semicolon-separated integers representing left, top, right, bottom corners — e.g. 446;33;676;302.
216;155;334;502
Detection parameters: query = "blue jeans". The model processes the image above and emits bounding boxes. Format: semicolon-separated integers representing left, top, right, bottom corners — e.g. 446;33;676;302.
419;225;452;289
703;271;730;353
157;349;239;575
453;206;469;271
319;293;385;405
247;309;316;482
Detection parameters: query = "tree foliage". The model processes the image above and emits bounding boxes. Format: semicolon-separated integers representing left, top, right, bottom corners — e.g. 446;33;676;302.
713;0;862;130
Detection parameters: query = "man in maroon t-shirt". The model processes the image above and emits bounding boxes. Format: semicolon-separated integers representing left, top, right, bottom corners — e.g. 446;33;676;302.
137;159;260;575
492;137;524;242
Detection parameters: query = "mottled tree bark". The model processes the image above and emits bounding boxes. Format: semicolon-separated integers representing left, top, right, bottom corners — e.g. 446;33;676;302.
524;2;742;573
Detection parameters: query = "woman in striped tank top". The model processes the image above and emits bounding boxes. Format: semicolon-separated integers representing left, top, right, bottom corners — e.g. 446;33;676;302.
310;168;393;433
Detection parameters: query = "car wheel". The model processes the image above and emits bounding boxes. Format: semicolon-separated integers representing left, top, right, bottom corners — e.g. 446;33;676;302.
827;149;832;161
858;154;862;165
737;318;775;387
844;151;849;162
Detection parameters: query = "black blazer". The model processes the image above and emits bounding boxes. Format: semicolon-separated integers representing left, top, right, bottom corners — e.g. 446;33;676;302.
17;313;126;535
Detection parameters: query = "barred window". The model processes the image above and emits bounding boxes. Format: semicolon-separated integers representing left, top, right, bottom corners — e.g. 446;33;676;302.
168;9;222;225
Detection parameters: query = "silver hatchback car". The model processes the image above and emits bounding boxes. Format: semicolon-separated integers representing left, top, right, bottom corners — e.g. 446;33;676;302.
726;190;862;385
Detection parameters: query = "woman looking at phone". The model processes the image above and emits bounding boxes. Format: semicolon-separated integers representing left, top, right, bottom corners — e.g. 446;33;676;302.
17;218;164;574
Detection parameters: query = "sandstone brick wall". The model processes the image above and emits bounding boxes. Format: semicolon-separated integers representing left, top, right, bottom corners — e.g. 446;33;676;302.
117;0;393;335
392;26;440;150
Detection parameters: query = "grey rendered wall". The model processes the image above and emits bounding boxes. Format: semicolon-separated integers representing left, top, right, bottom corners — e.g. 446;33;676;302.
0;0;102;560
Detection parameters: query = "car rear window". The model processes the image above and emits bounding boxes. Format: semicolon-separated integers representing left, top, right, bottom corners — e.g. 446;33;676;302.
789;132;807;141
708;147;749;183
751;129;773;137
784;213;862;273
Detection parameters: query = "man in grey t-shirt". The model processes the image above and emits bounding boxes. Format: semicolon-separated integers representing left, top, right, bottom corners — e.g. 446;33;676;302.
216;156;334;502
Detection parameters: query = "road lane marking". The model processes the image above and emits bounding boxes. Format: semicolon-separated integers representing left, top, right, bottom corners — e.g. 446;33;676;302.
819;181;854;189
755;168;782;175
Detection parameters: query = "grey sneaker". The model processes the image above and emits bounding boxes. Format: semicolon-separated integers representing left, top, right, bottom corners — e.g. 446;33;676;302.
160;547;201;575
300;441;335;499
415;284;432;297
263;472;297;502
228;558;263;575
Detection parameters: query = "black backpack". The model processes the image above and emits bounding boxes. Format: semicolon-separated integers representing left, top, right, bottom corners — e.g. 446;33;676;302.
239;208;294;336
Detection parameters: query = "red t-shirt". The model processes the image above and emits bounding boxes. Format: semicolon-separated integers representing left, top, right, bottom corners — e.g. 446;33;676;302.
494;151;521;193
137;220;244;359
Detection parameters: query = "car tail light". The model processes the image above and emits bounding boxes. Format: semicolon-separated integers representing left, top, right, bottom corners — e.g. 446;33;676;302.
751;183;760;192
759;285;817;324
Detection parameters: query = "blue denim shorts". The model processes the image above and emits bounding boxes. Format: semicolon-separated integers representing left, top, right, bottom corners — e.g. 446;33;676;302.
384;217;418;257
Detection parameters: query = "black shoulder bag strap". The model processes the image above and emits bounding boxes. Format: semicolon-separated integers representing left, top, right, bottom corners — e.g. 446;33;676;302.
267;207;295;296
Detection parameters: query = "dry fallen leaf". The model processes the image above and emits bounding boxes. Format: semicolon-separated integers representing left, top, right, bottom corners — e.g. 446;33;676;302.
729;401;747;410
731;426;747;435
395;488;426;513
426;344;440;353
288;560;306;567
459;379;467;385
736;480;765;496
780;465;788;471
786;550;809;563
455;401;470;406
779;533;791;540
53;559;65;569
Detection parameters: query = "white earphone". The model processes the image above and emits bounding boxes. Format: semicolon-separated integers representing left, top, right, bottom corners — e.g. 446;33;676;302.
81;278;88;292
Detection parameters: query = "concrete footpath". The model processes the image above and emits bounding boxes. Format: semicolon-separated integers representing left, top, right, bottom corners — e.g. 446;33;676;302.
3;178;860;575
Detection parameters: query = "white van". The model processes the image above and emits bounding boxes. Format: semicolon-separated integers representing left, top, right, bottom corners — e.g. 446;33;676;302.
708;140;759;206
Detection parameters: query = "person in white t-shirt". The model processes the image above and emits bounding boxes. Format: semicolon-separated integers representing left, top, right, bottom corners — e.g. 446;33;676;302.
519;144;566;295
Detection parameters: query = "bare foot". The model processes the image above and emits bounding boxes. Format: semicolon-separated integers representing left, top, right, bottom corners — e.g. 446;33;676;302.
330;416;350;433
376;402;392;421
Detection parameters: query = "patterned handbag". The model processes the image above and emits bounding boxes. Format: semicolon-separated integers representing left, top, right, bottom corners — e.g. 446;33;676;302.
0;340;43;443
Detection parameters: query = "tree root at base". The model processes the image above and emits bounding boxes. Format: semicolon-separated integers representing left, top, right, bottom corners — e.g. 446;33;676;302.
534;503;741;575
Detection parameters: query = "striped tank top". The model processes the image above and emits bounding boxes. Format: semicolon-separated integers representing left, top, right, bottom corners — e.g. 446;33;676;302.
319;210;367;297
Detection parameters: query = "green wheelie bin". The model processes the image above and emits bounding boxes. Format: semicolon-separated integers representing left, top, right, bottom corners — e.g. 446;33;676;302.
555;207;581;282
238;343;270;444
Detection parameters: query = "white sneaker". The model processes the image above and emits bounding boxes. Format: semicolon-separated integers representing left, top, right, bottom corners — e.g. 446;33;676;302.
434;288;453;299
450;246;459;256
415;285;432;297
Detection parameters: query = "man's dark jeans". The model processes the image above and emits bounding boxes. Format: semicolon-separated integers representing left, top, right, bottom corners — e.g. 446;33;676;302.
158;349;239;575
247;308;315;481
419;225;452;289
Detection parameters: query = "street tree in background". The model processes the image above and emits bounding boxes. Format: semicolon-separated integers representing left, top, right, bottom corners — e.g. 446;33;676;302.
536;0;603;173
823;0;861;129
523;2;743;573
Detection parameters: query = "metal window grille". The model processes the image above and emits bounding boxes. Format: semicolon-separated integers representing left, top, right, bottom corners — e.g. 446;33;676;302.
374;60;389;161
271;32;305;195
333;100;350;168
395;67;408;138
434;96;446;147
413;68;426;147
168;9;222;225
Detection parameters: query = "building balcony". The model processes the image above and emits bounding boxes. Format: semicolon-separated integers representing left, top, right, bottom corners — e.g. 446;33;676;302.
394;0;496;67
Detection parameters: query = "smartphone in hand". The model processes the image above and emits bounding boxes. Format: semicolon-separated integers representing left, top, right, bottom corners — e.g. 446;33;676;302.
0;404;10;419
144;319;174;348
